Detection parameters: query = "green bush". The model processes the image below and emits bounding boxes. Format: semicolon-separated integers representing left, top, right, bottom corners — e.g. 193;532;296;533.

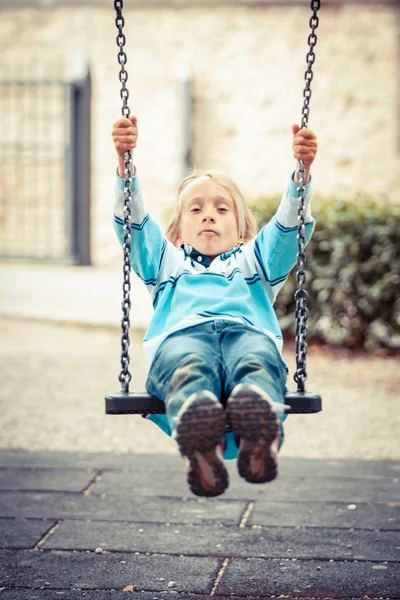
251;194;400;352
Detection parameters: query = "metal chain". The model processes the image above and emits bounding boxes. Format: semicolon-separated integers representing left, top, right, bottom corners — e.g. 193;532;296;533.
294;0;320;392
115;0;133;393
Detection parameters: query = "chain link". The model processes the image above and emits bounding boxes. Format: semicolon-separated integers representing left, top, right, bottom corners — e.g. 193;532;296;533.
294;0;320;392
115;0;133;393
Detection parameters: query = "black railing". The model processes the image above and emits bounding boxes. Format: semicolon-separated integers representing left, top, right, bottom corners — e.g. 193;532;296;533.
0;70;91;264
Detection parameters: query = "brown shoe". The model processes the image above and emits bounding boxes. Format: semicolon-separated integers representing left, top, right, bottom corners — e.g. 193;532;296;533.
226;383;280;484
175;391;229;497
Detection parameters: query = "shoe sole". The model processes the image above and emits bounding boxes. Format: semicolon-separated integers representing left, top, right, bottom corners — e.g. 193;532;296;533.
176;395;228;497
226;387;279;484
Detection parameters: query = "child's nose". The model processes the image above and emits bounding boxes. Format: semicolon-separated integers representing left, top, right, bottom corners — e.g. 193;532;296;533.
203;207;216;221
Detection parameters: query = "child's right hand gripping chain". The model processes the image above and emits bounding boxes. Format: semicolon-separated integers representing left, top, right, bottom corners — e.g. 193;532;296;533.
112;115;138;177
292;124;318;185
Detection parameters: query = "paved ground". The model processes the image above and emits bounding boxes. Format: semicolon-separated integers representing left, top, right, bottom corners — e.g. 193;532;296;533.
0;262;152;329
0;450;399;598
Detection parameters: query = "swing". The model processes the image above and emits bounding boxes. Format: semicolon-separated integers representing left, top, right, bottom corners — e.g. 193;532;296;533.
106;0;322;417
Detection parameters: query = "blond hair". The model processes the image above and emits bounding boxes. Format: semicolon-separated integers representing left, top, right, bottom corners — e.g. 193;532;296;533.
166;169;258;245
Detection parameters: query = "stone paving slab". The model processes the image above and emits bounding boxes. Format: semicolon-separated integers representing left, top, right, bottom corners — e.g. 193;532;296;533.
3;463;399;503
0;468;97;493
217;557;400;598
0;518;56;550
2;450;399;479
0;491;245;525
1;490;397;530
94;469;400;503
0;592;343;600
249;499;400;530
0;593;202;600
0;550;220;594
42;519;400;561
0;591;376;600
0;451;183;472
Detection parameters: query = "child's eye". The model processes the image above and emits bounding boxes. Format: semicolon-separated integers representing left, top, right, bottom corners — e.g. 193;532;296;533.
191;208;201;213
218;207;228;213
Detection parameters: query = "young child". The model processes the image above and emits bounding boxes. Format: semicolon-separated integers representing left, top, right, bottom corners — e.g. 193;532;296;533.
112;116;317;497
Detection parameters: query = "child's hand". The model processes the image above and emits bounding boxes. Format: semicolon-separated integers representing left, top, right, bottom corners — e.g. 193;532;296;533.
112;115;138;158
292;124;317;184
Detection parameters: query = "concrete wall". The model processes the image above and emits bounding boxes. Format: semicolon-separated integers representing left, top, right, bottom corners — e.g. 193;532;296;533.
0;2;399;264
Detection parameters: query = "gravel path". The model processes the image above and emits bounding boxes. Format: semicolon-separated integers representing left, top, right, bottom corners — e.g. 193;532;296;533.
0;317;398;461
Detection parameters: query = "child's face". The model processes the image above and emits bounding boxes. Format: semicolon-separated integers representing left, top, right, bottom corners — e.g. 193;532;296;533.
178;177;241;259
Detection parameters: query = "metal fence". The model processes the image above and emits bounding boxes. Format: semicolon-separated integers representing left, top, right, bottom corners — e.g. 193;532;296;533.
0;70;91;264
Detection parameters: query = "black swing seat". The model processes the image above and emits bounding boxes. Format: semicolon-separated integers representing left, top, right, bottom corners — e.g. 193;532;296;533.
105;391;322;415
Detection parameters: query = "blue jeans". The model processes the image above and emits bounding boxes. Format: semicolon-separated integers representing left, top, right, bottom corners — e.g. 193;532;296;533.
146;319;289;459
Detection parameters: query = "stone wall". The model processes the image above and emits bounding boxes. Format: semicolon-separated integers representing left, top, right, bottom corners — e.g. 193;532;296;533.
0;2;399;264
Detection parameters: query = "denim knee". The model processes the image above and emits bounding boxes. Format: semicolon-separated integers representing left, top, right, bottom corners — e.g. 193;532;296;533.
168;353;213;393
